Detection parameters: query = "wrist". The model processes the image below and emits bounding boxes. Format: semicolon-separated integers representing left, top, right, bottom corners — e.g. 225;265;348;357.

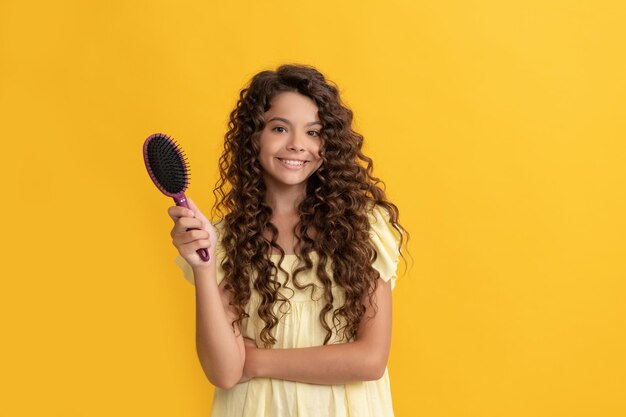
191;262;217;282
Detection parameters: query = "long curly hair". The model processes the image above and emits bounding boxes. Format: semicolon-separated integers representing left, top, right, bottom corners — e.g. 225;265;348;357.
210;63;409;348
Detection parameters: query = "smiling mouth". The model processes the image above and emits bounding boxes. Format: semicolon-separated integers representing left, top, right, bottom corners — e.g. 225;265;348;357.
277;158;309;167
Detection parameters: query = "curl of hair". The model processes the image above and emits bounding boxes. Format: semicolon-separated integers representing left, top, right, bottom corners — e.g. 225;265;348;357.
210;63;410;348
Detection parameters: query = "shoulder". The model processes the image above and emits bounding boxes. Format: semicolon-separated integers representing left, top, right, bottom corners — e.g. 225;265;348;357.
365;203;403;290
366;203;400;244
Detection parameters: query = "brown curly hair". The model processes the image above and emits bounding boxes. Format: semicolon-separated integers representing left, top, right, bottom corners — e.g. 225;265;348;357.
209;63;409;348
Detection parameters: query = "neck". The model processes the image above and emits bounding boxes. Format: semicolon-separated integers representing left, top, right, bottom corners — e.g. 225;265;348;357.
263;178;307;216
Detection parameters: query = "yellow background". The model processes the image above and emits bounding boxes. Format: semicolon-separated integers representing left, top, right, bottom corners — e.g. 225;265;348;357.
1;0;624;416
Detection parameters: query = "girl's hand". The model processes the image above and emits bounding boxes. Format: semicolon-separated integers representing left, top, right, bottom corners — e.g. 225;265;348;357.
168;196;218;270
238;337;258;384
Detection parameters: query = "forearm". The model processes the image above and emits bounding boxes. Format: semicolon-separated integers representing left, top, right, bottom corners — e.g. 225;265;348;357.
249;340;386;385
193;266;243;389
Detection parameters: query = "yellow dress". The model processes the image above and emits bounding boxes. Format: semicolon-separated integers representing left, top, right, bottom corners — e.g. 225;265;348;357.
174;204;402;417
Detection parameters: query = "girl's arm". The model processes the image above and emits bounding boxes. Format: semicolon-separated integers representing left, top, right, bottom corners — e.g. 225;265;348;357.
245;278;392;385
194;266;245;389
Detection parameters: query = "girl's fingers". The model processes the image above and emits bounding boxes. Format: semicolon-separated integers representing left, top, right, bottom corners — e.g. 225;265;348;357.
185;197;210;223
173;229;209;245
167;206;195;221
178;217;203;230
186;197;202;217
169;217;203;237
186;196;198;211
183;239;211;254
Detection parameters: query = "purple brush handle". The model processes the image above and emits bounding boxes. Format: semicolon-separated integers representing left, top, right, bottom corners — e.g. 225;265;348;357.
173;194;210;262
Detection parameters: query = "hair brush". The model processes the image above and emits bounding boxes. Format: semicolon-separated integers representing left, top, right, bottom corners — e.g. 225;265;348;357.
143;133;210;262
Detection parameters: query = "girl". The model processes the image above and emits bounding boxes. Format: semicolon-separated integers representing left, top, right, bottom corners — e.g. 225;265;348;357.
169;64;409;417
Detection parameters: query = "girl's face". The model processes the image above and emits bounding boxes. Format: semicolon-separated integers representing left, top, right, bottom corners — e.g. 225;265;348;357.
257;91;324;190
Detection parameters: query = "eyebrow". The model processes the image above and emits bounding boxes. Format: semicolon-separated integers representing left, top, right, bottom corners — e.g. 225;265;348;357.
267;117;322;127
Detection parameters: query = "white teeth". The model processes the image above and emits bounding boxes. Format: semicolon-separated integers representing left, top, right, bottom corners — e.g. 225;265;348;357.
280;159;305;166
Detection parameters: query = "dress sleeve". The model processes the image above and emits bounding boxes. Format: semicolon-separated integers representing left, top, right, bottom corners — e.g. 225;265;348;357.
173;221;226;286
368;204;403;290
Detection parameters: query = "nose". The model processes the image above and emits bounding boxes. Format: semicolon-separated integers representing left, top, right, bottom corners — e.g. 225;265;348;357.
286;130;306;152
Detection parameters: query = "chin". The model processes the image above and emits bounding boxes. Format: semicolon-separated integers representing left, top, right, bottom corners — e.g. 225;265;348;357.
267;171;313;187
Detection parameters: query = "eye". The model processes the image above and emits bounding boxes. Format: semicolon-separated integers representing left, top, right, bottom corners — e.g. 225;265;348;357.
272;126;287;133
308;131;320;137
